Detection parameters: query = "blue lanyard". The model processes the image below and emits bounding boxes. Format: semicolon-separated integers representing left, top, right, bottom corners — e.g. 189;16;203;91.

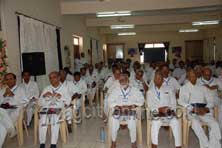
52;84;61;94
154;87;161;100
120;87;131;100
201;77;213;85
164;77;170;86
11;86;18;93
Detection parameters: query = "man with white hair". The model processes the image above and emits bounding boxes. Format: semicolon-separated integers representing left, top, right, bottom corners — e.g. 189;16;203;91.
178;69;221;148
107;72;144;148
197;67;222;129
21;71;40;126
38;71;71;148
147;70;182;148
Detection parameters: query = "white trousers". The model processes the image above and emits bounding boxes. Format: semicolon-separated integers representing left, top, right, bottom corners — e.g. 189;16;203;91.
111;116;137;143
0;123;7;148
39;114;60;145
188;113;221;148
7;109;20;123
26;101;36;126
65;98;82;124
87;87;96;101
151;118;181;147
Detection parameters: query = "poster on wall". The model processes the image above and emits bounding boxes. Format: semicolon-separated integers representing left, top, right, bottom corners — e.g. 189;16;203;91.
128;48;137;57
172;46;182;58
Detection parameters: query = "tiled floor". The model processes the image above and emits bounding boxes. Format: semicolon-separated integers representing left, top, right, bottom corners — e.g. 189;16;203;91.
4;116;201;148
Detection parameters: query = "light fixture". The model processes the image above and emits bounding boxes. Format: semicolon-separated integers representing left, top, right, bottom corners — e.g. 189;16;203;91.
118;32;136;36
96;11;131;17
111;24;135;29
179;29;199;33
192;20;220;26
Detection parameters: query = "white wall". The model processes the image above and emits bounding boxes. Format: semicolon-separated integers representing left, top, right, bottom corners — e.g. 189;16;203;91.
106;31;205;62
1;0;62;82
61;15;106;70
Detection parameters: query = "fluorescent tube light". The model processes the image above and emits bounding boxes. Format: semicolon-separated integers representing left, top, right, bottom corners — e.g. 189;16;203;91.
96;11;131;17
179;29;199;33
192;20;220;26
118;32;136;36
111;24;135;29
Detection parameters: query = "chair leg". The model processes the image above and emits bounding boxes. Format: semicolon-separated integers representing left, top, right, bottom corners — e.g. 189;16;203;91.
16;120;24;146
100;91;104;118
147;121;151;148
23;120;29;136
96;88;99;106
137;119;142;146
182;120;187;148
60;122;67;144
186;124;190;148
81;95;86;119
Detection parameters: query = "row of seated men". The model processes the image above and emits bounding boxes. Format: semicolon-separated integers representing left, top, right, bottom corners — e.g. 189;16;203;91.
0;59;221;148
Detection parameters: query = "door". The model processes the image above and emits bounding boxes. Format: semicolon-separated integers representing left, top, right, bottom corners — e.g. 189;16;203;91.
185;40;203;61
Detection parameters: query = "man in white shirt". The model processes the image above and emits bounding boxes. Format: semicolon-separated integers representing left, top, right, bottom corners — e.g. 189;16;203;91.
178;69;221;148
85;65;98;104
21;71;40;126
130;69;148;96
0;73;27;123
147;70;181;148
38;71;71;148
172;61;186;80
0;73;26;147
197;67;222;132
63;67;73;81
103;68;121;116
107;73;144;148
161;65;180;96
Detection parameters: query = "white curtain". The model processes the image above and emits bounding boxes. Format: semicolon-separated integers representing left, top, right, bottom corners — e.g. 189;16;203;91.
19;15;59;90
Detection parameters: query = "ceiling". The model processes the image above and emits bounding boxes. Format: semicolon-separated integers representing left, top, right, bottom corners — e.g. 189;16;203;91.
61;0;222;34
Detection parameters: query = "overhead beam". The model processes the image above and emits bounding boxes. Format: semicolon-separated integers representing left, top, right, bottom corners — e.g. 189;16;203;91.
61;0;221;14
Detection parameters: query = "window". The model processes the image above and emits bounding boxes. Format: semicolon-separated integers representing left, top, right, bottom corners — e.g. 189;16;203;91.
73;37;79;46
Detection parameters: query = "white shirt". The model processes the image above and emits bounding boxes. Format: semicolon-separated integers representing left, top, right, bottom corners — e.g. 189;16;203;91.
72;79;87;95
0;85;27;106
39;83;71;109
147;85;176;112
130;77;148;95
66;74;73;81
107;85;144;108
197;77;219;99
178;81;214;109
172;68;186;79
103;76;116;91
21;80;39;101
85;70;98;88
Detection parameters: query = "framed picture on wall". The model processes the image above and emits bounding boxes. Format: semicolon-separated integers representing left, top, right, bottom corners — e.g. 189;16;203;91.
128;48;137;57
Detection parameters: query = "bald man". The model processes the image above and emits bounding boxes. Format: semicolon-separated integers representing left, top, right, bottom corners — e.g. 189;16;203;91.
38;72;71;148
179;69;221;148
